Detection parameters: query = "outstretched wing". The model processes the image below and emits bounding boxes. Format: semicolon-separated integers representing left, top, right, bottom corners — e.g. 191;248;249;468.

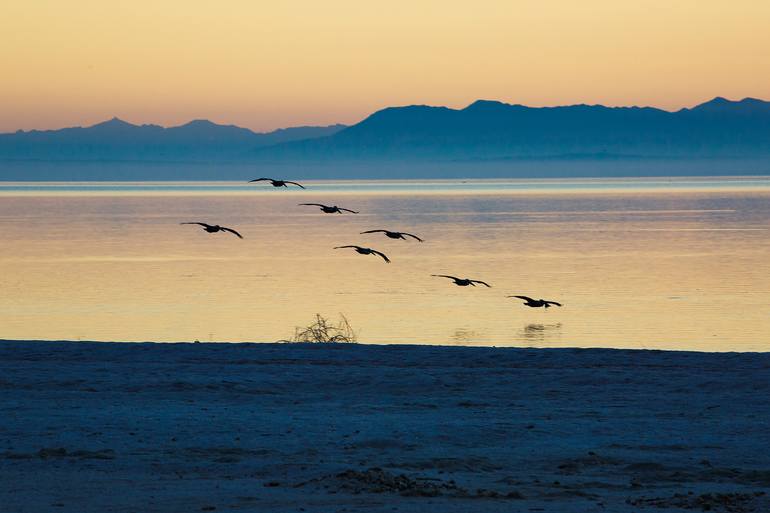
334;245;359;250
471;280;491;287
508;295;534;302
339;208;359;214
371;249;390;263
181;222;210;228
221;227;243;239
361;230;387;234
248;178;273;183
299;203;326;207
284;181;305;189
431;274;459;280
545;301;562;307
401;232;423;242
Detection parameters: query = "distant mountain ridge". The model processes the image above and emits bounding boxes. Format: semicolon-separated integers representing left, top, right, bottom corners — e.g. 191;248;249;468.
259;97;770;161
2;97;770;180
0;119;346;161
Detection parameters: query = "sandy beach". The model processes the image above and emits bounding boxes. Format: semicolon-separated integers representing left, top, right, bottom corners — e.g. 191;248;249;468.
1;341;768;512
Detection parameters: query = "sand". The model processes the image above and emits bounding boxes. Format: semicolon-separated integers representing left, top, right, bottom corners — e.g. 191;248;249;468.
1;340;769;512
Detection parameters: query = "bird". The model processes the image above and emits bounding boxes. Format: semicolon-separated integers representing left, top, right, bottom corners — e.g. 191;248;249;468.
249;177;305;189
181;222;243;239
360;229;423;242
334;245;390;263
431;275;491;287
299;203;359;214
507;295;562;308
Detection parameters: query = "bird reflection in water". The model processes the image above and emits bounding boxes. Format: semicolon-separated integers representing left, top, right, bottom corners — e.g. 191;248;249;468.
451;328;480;345
518;323;563;345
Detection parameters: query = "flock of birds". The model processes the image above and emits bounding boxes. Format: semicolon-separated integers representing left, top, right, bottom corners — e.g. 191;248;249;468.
181;177;562;310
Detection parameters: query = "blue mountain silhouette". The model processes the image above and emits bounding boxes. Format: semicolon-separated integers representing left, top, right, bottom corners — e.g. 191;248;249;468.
0;119;345;161
258;97;770;161
2;98;769;180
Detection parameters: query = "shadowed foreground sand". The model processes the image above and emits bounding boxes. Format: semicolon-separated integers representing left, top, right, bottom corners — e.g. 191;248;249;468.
1;341;769;512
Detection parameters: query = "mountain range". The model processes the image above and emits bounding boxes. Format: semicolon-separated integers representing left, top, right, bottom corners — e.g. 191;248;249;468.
0;119;346;161
258;96;770;161
2;97;770;179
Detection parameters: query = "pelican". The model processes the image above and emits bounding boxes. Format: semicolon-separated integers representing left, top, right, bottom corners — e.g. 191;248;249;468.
432;275;491;287
361;229;423;242
249;177;305;189
181;222;243;239
334;245;390;263
299;203;359;214
507;295;562;308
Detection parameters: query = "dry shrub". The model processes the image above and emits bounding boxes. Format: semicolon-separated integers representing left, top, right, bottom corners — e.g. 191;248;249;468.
292;313;357;343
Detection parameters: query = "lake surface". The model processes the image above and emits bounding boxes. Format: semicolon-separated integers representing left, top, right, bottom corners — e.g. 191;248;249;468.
2;177;769;351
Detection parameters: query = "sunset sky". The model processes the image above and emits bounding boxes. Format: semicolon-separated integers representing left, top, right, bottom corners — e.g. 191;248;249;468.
2;0;769;132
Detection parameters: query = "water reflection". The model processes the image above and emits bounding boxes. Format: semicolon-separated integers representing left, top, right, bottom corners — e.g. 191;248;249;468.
518;323;563;345
450;328;481;345
1;180;770;350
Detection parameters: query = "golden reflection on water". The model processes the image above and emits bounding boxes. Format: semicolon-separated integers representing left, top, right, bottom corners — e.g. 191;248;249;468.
518;323;563;345
1;181;769;351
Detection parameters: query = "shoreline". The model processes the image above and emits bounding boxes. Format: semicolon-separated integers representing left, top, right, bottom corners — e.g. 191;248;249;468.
2;338;769;354
2;341;769;512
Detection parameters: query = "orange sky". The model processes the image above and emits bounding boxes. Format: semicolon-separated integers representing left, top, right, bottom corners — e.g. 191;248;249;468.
2;0;769;132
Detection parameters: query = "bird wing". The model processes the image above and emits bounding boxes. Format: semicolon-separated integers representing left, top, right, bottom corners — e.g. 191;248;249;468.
509;295;535;302
371;249;390;263
299;203;326;207
431;274;459;280
338;208;359;213
248;178;273;183
334;245;359;249
284;181;305;189
402;232;423;242
181;222;210;228
545;301;562;307
360;230;387;234
471;280;491;287
221;227;243;239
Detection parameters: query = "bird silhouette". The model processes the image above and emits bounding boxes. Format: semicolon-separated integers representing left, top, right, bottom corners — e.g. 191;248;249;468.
299;203;359;214
432;275;490;287
249;177;305;189
507;295;562;308
361;229;423;242
181;222;243;239
334;245;390;263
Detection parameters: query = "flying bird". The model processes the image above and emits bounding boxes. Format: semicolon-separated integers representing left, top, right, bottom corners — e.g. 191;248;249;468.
361;229;423;242
249;177;305;189
507;295;562;308
334;245;390;263
431;275;491;287
299;203;359;214
181;222;243;239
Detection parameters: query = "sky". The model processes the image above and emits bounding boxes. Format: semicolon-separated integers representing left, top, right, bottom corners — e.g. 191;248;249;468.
2;0;770;132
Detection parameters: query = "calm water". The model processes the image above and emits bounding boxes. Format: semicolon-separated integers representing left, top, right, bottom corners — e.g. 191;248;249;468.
2;177;769;351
